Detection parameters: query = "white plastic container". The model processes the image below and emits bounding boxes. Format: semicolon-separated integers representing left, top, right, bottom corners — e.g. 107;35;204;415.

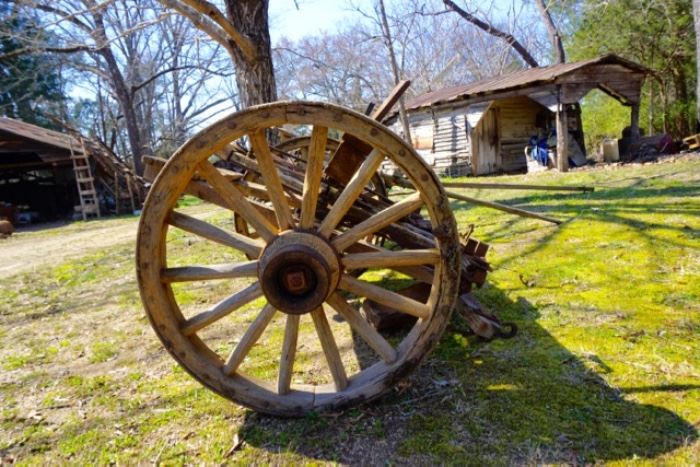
602;139;619;162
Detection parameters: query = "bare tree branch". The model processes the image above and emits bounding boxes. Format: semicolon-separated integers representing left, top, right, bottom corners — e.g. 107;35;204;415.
157;0;236;58
442;0;539;67
178;0;256;62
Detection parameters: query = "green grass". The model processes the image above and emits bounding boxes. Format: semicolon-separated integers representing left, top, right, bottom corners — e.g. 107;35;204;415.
0;158;698;464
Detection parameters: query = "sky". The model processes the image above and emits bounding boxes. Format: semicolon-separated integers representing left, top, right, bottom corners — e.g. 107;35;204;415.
268;0;373;42
267;0;518;43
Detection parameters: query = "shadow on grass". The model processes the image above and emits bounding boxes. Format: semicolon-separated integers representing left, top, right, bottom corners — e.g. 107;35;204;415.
236;287;698;464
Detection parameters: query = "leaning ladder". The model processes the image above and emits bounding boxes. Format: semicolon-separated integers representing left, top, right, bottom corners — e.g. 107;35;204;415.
70;138;101;221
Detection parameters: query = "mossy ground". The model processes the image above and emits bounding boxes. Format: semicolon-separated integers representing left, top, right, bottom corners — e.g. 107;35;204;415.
1;157;698;464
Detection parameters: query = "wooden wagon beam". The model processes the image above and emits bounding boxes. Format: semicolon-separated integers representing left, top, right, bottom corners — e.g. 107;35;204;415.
445;190;561;224
442;182;593;192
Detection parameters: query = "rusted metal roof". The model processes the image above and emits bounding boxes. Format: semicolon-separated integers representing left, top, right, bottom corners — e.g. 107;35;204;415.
0;117;81;153
405;54;648;111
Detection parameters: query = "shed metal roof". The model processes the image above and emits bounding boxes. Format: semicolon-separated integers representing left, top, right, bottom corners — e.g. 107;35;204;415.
404;54;648;111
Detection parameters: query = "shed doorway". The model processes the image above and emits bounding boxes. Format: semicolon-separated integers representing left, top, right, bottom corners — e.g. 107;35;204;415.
472;105;499;175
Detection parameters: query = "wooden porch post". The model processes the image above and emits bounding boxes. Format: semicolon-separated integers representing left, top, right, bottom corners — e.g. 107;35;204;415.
556;101;569;172
630;103;641;141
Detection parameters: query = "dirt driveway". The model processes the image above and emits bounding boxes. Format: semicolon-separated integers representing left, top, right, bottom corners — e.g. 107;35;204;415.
0;219;138;277
0;206;219;277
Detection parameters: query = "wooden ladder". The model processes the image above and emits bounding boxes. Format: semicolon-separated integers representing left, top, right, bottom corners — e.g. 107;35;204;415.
70;139;101;221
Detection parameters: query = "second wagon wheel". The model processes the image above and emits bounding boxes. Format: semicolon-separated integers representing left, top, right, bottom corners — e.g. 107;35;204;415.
136;101;460;416
233;136;387;237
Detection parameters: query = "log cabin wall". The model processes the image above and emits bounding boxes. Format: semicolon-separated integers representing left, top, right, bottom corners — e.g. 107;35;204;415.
430;108;470;165
402;108;472;176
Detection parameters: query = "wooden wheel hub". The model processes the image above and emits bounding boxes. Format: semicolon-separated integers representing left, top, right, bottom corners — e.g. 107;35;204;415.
258;231;340;315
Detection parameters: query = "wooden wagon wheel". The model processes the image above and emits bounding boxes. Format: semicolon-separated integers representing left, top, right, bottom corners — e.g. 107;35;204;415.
136;101;460;416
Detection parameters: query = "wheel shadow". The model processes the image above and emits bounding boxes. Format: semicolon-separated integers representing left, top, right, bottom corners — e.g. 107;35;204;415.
237;287;698;464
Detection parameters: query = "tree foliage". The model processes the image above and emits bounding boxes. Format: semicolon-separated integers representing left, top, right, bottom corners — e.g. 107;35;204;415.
570;0;696;137
0;6;66;128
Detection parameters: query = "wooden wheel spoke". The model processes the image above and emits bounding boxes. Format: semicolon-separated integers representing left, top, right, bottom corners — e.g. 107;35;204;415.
332;193;424;251
345;242;436;284
162;260;258;283
223;303;277;375
310;307;348;391
197;161;277;242
318;149;385;237
300;125;328;229
181;283;263;336
339;274;430;319
168;211;263;258
278;314;300;395
249;130;295;230
326;293;397;363
342;249;439;270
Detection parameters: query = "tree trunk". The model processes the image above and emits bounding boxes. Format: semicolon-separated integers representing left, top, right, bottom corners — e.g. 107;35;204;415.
92;8;147;175
534;0;566;64
693;0;700;131
377;0;411;143
673;66;690;136
224;0;276;107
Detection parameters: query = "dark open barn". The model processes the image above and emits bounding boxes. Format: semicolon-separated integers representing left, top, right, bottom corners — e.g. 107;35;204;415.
0;118;82;223
0;117;145;225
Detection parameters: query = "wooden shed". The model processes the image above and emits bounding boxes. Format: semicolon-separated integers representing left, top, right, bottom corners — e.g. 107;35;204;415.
0;117;142;224
392;54;648;175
